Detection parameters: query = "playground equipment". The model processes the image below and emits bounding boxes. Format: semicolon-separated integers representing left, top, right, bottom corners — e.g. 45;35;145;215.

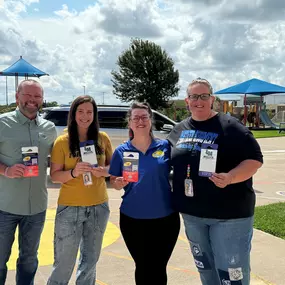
215;78;285;127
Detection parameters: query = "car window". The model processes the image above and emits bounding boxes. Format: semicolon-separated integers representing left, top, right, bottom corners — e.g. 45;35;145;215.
43;111;68;126
153;113;175;131
98;111;128;129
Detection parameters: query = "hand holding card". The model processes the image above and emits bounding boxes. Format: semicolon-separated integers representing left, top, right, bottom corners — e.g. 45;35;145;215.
198;144;218;177
21;146;39;177
79;140;98;167
79;140;98;186
123;152;139;182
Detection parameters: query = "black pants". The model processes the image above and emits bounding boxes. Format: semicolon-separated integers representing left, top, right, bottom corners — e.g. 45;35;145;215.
120;212;180;285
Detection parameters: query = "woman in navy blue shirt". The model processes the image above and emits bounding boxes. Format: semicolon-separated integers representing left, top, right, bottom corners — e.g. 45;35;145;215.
109;102;180;285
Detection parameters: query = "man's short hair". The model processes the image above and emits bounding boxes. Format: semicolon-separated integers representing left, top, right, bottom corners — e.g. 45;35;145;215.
17;79;44;96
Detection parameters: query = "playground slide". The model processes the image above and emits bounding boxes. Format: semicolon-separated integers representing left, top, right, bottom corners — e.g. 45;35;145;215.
259;110;281;128
272;111;285;125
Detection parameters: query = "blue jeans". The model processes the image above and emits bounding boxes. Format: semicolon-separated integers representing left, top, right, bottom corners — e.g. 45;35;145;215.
0;210;46;285
182;214;253;285
47;202;110;285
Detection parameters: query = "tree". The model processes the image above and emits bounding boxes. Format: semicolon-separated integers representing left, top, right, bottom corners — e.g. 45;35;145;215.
42;101;58;107
111;38;180;110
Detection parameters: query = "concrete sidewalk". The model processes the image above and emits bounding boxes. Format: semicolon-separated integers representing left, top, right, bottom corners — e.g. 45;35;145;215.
251;229;285;285
5;137;285;284
5;188;285;285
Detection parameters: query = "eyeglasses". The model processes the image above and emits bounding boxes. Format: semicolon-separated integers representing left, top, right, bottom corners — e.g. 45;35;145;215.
188;93;211;101
130;116;150;123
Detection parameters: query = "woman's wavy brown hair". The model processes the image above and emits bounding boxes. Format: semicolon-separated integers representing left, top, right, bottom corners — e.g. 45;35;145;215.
67;95;102;157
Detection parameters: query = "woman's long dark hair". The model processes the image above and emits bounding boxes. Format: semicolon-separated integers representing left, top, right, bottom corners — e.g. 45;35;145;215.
127;102;154;140
68;95;102;157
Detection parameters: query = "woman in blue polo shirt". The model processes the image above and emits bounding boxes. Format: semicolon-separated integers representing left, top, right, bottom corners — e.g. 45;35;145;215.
109;102;180;285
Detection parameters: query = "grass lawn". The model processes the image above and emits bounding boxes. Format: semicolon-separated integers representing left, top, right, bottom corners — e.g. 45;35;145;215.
251;130;285;138
254;202;285;239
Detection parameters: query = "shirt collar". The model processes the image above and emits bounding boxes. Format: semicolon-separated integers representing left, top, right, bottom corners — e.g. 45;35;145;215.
16;108;41;126
126;138;163;151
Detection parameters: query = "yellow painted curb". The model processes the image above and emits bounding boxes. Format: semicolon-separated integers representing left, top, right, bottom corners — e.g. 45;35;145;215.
8;209;121;270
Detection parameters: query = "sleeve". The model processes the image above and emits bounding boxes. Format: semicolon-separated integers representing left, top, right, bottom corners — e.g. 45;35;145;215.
164;139;172;168
228;119;263;164
239;132;263;163
49;125;58;153
163;139;171;158
102;133;113;166
50;136;65;165
108;148;123;177
167;122;184;147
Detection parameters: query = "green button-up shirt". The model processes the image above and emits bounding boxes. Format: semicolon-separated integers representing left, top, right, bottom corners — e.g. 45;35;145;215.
0;109;57;215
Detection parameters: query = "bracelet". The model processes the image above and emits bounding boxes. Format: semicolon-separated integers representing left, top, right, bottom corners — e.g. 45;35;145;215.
4;167;9;177
70;168;76;178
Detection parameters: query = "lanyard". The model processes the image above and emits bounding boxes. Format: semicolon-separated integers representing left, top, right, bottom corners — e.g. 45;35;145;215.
186;164;190;179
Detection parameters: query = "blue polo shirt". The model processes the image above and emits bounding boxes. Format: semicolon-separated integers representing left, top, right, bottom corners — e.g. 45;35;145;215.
109;139;174;219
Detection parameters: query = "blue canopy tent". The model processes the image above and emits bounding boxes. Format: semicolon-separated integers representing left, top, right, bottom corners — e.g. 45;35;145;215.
214;78;285;126
0;56;49;104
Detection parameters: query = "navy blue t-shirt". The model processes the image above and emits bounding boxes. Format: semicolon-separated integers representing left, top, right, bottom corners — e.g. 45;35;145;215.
168;113;263;219
109;139;174;219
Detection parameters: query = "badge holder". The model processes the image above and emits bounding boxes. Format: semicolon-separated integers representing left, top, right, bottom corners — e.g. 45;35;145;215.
83;172;93;186
185;164;194;197
21;146;39;177
80;140;98;186
198;143;218;177
123;152;139;182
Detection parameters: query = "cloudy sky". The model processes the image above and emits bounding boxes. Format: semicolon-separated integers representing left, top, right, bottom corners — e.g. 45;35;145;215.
1;0;285;105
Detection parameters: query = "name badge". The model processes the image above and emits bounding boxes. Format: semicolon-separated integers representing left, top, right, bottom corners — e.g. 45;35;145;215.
123;152;139;182
79;140;98;167
198;143;218;177
83;172;93;186
80;140;97;186
185;178;194;197
21;146;39;177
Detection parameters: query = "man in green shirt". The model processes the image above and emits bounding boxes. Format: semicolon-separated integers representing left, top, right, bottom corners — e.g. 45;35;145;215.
0;79;57;285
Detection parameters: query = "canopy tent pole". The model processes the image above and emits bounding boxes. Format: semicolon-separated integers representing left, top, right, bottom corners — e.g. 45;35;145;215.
5;76;8;106
15;74;18;93
257;95;263;127
243;94;247;125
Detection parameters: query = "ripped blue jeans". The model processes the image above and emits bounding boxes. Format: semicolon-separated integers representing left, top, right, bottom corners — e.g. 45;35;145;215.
182;214;253;285
47;203;110;285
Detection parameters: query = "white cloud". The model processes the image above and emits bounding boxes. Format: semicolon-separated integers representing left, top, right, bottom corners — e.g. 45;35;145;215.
1;0;285;106
54;4;77;19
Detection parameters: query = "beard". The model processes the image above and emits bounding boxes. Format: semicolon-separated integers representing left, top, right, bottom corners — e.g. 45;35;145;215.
19;102;40;116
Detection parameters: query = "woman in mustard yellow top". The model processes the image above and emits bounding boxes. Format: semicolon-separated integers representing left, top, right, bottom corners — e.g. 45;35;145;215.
47;96;113;285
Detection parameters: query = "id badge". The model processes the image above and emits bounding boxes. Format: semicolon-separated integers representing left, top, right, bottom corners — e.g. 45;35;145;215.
199;143;218;177
79;140;98;167
83;172;93;186
123;152;139;182
21;146;39;177
185;178;194;197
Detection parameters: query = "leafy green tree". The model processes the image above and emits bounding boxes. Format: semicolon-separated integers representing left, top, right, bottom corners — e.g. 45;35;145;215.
111;38;179;110
42;101;58;107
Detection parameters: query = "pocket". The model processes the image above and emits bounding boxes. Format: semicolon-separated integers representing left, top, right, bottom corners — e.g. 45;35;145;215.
38;132;49;148
56;205;76;222
38;132;50;166
100;201;110;211
95;202;110;233
55;206;77;240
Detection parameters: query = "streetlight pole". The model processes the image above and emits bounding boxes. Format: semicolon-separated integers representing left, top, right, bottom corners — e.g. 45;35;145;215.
82;85;85;95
